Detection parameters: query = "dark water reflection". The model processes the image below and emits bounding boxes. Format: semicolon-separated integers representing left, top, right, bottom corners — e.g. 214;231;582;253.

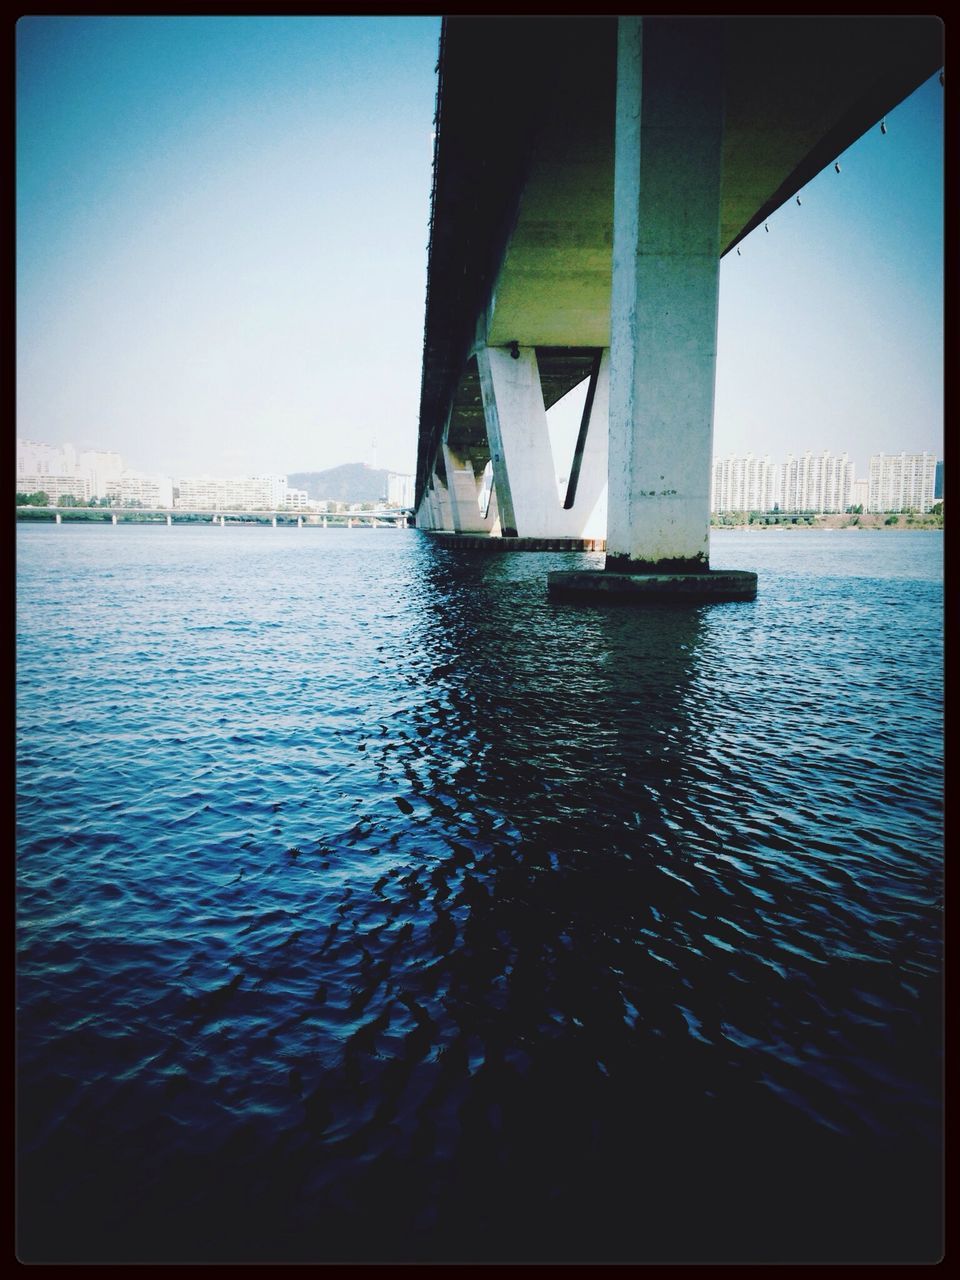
16;527;942;1262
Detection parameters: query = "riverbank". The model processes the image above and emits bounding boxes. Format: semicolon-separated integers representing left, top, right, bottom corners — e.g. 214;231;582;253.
712;512;943;531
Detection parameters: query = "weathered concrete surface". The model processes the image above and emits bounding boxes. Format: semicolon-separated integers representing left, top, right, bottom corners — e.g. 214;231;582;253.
606;17;722;573
428;532;605;553
547;569;758;601
441;444;494;534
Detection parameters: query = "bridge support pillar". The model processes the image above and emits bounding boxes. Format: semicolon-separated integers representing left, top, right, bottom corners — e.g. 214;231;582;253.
476;345;553;538
476;344;609;539
432;474;454;530
606;16;723;574
417;472;454;531
415;495;432;529
441;444;494;533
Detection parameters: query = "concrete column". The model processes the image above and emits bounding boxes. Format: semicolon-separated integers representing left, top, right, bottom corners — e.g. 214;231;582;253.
272;515;277;528
322;516;328;529
430;473;454;531
112;513;118;526
564;348;610;541
441;444;495;533
297;515;303;529
415;491;432;529
606;17;724;572
55;511;62;524
485;483;502;536
427;490;440;529
477;345;609;539
166;514;172;526
477;345;555;538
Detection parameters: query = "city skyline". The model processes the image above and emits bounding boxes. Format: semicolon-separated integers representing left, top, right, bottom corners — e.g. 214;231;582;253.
17;432;941;490
17;17;943;479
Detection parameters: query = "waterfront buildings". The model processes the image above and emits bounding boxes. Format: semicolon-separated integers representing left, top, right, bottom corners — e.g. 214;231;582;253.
16;473;92;504
175;475;309;511
781;451;855;514
387;473;416;508
17;439;124;502
105;472;174;509
850;478;870;510
711;450;940;515
711;454;781;514
868;452;938;513
18;438;938;516
711;451;854;514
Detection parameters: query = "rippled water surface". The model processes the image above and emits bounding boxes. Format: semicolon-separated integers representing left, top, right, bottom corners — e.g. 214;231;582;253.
17;525;943;1262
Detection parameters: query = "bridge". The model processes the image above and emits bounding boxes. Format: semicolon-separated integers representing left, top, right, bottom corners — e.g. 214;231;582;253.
19;507;414;528
414;16;942;599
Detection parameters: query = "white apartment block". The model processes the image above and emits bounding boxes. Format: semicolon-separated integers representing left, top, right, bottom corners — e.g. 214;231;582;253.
16;473;91;504
177;475;288;511
387;473;416;508
78;449;124;498
850;478;870;510
283;487;310;510
17;439;79;481
711;454;781;513
106;472;174;508
780;451;854;513
713;450;854;513
867;452;937;513
17;439;124;498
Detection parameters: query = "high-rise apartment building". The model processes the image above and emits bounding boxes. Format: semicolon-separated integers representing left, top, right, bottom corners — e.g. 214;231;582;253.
17;438;125;500
850;477;870;510
711;454;780;513
867;453;937;513
387;473;415;508
78;449;124;498
712;450;853;513
780;451;854;513
177;475;290;510
105;472;174;508
16;473;92;504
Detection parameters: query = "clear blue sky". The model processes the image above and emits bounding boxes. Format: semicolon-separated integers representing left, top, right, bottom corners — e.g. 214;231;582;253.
16;16;943;481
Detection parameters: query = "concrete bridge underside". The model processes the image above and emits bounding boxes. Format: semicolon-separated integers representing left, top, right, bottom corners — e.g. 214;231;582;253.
415;16;942;583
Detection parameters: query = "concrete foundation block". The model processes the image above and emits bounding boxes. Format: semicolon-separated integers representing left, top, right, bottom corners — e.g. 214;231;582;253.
547;568;757;601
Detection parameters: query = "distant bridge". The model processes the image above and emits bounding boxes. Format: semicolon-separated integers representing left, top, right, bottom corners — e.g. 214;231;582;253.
18;507;414;528
415;17;941;595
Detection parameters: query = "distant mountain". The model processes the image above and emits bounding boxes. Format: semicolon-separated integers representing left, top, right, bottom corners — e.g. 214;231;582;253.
287;464;392;503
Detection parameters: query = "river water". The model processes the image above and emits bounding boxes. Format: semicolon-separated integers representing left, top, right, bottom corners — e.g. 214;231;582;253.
16;525;943;1263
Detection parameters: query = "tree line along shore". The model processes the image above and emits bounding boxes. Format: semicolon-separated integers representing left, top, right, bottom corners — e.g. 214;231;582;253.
711;509;943;530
